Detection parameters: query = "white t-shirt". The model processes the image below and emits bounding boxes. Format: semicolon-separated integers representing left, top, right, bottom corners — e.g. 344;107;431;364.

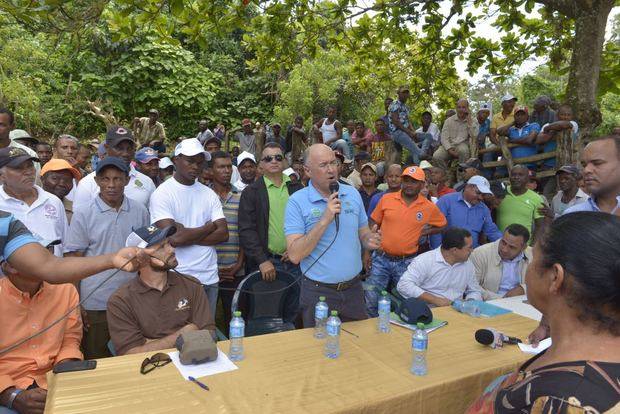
416;123;441;142
73;166;155;211
149;177;225;285
0;185;68;256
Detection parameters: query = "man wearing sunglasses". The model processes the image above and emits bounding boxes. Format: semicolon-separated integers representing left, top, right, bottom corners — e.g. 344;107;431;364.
433;176;502;248
239;142;303;281
107;225;215;356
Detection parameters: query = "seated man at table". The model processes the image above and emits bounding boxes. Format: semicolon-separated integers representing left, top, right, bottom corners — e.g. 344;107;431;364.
397;227;483;307
0;239;83;414
107;225;215;356
470;224;532;301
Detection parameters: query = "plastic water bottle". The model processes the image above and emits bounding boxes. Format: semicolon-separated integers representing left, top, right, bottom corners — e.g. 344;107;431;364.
452;299;481;317
377;290;391;333
411;322;428;376
324;310;341;359
314;296;329;339
229;311;245;361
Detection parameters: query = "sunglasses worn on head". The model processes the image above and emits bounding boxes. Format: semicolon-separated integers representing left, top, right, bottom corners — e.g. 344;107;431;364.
262;154;283;163
140;352;172;375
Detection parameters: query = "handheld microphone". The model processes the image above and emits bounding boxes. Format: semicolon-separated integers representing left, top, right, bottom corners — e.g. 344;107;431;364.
329;181;340;231
475;328;522;349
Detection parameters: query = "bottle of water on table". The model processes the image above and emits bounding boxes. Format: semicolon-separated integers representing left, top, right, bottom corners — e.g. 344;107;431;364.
377;290;391;333
452;299;481;317
324;310;341;359
314;296;329;339
411;322;428;376
229;311;245;361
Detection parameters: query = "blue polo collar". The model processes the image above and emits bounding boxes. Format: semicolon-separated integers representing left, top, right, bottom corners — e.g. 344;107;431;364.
307;180;348;203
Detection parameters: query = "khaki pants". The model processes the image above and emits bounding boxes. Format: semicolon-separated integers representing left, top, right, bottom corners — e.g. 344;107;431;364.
433;142;471;164
82;310;112;359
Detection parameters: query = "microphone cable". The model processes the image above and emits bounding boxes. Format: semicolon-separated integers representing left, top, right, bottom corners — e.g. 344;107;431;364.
0;214;342;355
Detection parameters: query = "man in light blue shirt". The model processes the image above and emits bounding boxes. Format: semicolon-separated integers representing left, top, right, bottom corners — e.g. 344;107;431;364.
285;144;381;326
564;136;620;216
433;176;502;248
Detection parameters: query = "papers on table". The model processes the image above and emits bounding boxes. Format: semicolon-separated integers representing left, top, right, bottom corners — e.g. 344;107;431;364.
389;312;448;333
518;337;552;354
168;349;238;380
487;295;542;321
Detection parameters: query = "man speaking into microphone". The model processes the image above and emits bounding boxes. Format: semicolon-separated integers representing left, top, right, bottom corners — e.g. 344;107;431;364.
285;144;381;327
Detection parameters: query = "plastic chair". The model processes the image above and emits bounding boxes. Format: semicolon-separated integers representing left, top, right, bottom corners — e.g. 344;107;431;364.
231;269;300;337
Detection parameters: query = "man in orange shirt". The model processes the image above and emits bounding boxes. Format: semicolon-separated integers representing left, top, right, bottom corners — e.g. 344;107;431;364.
365;166;447;316
0;238;82;414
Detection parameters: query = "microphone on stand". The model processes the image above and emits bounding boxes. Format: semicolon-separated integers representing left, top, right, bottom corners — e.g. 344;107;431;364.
475;328;522;349
329;181;340;232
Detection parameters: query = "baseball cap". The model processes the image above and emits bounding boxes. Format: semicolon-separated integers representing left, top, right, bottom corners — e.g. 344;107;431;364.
174;138;211;161
396;297;433;325
556;164;581;177
40;158;82;180
135;147;159;164
106;125;135;147
467;175;493;195
88;138;100;150
237;151;256;166
96;156;129;175
204;136;221;147
0;147;39;169
478;102;492;113
148;109;159;115
9;129;38;144
490;181;507;199
242;118;252;126
159;157;174;169
401;165;425;181
500;93;517;103
125;224;177;248
361;162;377;174
397;85;410;93
283;167;299;179
333;150;345;163
419;160;433;170
514;105;529;115
459;158;483;171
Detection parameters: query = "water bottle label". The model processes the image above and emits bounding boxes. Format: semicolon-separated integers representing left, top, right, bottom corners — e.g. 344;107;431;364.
326;323;340;336
315;306;328;320
230;326;244;338
413;338;427;351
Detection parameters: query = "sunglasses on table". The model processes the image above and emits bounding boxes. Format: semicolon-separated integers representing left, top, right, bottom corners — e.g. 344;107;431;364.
261;154;284;162
140;352;172;375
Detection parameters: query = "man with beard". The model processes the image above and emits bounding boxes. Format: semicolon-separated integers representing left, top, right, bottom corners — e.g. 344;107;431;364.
40;159;81;223
107;225;215;356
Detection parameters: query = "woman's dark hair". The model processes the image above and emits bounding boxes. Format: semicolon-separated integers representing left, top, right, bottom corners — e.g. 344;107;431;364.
539;212;620;335
442;227;471;249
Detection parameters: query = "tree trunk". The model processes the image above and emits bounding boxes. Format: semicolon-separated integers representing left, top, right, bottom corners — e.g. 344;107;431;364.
565;0;614;140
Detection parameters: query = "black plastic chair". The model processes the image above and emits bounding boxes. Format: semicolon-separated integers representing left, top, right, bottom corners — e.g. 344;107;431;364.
231;269;300;337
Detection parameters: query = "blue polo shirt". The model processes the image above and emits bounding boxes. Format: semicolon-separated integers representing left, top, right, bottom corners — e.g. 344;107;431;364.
564;195;620;215
284;181;367;283
433;192;502;248
508;122;540;166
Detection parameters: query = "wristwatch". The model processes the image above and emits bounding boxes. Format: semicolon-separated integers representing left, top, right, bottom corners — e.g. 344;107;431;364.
6;388;23;410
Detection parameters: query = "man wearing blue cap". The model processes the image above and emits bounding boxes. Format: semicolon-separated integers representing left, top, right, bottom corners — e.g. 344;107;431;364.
64;156;149;359
134;147;161;186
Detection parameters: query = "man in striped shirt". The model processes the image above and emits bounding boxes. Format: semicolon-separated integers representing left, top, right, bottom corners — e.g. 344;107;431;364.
209;151;245;331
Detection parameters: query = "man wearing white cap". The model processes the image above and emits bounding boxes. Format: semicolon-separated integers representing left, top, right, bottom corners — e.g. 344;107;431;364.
158;157;174;183
234;151;257;191
434;175;502;248
149;138;228;318
490;93;517;145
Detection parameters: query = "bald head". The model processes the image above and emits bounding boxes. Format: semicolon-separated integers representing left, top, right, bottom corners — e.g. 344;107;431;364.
304;144;338;194
456;99;470;119
386;164;402;174
385;164;402;191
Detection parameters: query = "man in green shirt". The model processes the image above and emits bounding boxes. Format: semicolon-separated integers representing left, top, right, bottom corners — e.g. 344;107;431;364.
239;143;303;281
497;165;545;244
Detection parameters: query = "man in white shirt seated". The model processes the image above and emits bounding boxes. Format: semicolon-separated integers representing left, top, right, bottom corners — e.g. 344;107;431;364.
397;227;483;307
72;125;155;211
470;223;532;301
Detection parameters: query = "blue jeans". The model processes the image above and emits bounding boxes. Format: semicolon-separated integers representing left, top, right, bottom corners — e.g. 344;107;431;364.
271;256;302;279
415;132;435;156
203;282;219;319
0;407;17;414
482;144;498;179
391;130;422;164
364;252;414;317
328;139;352;159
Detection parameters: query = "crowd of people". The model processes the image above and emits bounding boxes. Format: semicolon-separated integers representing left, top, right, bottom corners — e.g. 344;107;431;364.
0;92;619;414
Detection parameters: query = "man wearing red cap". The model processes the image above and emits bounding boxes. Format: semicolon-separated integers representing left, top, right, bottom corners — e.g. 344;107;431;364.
366;166;447;316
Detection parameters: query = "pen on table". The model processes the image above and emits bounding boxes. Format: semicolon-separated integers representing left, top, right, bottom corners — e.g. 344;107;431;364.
188;376;210;391
341;327;359;338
